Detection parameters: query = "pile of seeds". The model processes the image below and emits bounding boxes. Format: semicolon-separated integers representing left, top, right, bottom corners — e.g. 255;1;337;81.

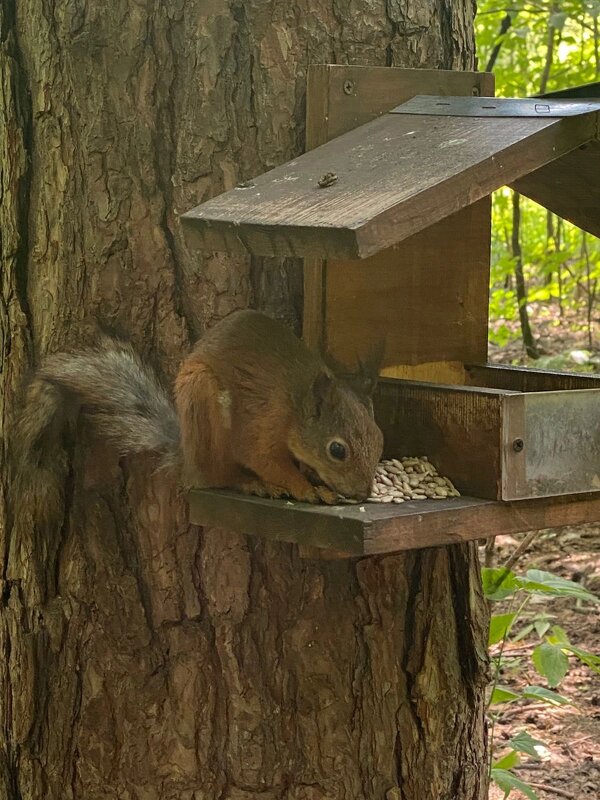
368;456;460;504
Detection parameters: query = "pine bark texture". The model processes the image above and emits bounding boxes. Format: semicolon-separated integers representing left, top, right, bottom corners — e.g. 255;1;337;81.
0;2;489;799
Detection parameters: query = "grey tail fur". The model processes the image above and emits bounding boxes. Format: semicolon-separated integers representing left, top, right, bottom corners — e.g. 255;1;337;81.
10;337;180;528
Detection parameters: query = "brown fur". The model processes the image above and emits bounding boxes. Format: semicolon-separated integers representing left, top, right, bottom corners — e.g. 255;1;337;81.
10;377;75;529
10;337;179;527
175;310;383;502
11;311;384;527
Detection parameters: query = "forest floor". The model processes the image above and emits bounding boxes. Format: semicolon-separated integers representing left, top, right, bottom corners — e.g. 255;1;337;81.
482;528;600;800
485;301;599;800
488;302;600;370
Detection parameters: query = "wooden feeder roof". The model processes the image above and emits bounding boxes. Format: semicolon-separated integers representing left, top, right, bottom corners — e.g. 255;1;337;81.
181;95;600;260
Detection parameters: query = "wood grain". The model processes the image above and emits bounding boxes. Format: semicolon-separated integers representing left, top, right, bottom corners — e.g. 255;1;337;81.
375;378;512;500
302;65;331;349
376;373;600;502
381;361;467;384
188;489;600;557
303;66;493;374
312;65;494;142
324;200;491;369
363;492;600;555
511;139;600;239
181;112;598;259
466;363;600;391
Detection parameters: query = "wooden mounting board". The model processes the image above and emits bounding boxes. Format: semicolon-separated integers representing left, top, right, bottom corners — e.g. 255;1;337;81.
181;110;598;260
303;66;494;378
322;200;491;369
305;65;495;146
188;489;600;557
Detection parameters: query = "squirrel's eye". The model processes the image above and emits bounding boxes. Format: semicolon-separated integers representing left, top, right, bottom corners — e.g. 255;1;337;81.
328;441;347;461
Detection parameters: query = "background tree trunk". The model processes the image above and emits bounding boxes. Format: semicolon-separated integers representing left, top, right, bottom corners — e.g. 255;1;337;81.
1;2;489;799
512;191;539;359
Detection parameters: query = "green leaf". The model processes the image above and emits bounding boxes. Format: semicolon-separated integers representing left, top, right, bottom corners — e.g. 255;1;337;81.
518;570;599;603
549;12;568;30
548;625;570;645
490;685;521;705
513;622;534;643
509;730;547;759
533;619;550;638
522;685;570;706
491;768;539;800
528;286;553;302
532;643;569;687
482;567;519;600
489;613;517;646
563;644;600;675
494;750;520;770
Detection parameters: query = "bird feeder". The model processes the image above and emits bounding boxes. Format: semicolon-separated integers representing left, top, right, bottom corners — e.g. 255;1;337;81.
180;66;600;557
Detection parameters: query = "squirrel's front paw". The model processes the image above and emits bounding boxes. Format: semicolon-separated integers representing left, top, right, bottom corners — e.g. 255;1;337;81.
314;486;339;505
239;480;291;500
237;479;339;506
299;485;339;505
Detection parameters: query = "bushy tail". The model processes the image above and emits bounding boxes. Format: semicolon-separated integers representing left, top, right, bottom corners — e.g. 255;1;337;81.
10;338;180;527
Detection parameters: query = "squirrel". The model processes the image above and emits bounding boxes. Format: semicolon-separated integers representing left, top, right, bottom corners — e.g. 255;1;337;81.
11;310;384;523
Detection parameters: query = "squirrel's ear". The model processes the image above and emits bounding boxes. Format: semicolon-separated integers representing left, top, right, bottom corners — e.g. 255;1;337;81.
321;350;347;377
312;370;334;415
352;340;385;399
323;341;384;399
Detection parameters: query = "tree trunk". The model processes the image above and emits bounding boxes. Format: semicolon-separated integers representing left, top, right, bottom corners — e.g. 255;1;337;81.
0;2;489;799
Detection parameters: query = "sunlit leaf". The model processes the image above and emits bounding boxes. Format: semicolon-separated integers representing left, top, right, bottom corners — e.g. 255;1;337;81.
562;644;600;675
513;622;535;643
548;625;570;645
490;685;521;705
533;619;550;638
489;613;517;645
518;570;599;603
493;750;520;770
522;685;570;706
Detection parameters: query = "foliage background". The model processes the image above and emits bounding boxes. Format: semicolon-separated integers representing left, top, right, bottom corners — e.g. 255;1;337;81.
476;1;600;367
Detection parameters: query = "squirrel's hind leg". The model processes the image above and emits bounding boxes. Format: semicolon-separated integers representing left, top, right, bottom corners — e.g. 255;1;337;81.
174;359;238;488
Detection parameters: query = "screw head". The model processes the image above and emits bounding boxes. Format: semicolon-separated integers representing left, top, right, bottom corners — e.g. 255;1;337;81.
512;438;524;453
472;86;480;96
343;80;354;95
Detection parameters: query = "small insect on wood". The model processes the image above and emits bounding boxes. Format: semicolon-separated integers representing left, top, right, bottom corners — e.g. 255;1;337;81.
317;172;338;188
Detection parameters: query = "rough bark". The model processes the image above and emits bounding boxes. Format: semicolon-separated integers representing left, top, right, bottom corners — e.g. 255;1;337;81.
1;2;489;799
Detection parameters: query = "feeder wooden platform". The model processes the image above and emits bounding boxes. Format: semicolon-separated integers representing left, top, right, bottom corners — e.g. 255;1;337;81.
188;363;600;555
188;490;600;557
